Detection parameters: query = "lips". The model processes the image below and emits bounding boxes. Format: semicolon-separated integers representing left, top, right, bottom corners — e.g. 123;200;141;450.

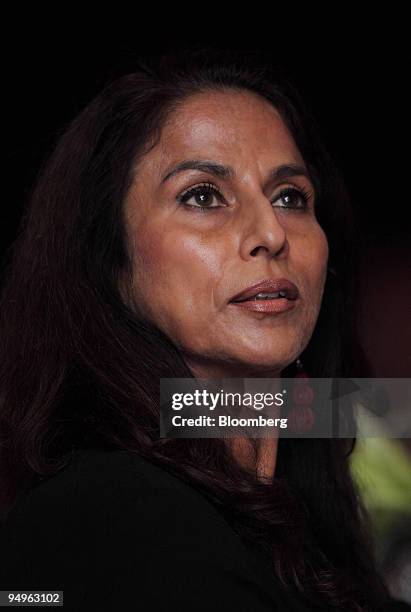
229;278;300;303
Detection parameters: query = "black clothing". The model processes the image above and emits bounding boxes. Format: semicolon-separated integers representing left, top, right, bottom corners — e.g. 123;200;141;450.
0;448;409;611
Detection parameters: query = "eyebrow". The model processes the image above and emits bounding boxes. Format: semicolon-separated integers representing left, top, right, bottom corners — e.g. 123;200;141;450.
160;159;312;185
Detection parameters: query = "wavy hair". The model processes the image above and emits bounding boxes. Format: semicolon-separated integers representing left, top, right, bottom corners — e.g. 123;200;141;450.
0;46;390;610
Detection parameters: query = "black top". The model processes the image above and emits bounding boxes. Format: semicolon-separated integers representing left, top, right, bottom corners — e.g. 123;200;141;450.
0;448;409;611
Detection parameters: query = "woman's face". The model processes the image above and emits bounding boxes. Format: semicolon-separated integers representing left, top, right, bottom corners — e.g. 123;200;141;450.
124;90;329;378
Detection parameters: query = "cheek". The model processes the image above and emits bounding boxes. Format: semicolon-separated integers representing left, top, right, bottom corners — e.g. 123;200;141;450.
295;227;329;305
131;226;224;334
310;232;328;291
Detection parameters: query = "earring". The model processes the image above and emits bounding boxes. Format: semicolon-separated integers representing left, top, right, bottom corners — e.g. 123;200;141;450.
287;358;315;433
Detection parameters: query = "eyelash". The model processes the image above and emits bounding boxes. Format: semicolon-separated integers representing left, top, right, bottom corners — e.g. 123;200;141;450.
177;181;312;213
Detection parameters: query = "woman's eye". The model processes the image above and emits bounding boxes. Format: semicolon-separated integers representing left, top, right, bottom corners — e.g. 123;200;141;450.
273;187;311;209
177;183;224;211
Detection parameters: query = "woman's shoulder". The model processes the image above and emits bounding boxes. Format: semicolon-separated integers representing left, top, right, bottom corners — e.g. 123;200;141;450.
1;447;237;547
1;448;292;611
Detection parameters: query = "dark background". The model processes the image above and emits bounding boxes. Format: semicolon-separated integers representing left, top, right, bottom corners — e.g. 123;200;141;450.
2;26;410;376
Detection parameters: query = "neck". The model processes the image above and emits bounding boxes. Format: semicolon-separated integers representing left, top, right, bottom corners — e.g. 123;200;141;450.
184;356;283;482
230;437;278;483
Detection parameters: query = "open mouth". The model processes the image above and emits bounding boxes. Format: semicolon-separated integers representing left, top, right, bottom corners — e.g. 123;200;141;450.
229;278;300;305
231;290;291;303
229;294;298;314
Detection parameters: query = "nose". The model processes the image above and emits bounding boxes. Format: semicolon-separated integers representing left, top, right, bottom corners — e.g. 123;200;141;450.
238;193;288;261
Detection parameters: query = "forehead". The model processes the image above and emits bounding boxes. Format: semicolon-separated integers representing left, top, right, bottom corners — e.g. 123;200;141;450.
150;89;304;170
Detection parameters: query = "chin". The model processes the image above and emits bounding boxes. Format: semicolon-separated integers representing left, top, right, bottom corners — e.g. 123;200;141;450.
235;338;300;365
229;350;296;373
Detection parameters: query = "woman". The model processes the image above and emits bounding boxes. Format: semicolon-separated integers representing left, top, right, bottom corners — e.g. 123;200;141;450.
0;47;408;611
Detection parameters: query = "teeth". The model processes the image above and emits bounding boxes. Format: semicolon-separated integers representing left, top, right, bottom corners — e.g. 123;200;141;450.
255;292;280;299
233;290;288;302
249;291;287;301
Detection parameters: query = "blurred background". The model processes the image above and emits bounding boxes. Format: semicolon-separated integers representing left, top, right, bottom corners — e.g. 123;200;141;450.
2;17;410;603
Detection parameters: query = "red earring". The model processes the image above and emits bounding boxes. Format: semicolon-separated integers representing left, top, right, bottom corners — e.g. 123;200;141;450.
287;358;315;434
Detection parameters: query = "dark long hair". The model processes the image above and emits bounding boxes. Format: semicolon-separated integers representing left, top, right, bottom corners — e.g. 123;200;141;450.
0;46;390;610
